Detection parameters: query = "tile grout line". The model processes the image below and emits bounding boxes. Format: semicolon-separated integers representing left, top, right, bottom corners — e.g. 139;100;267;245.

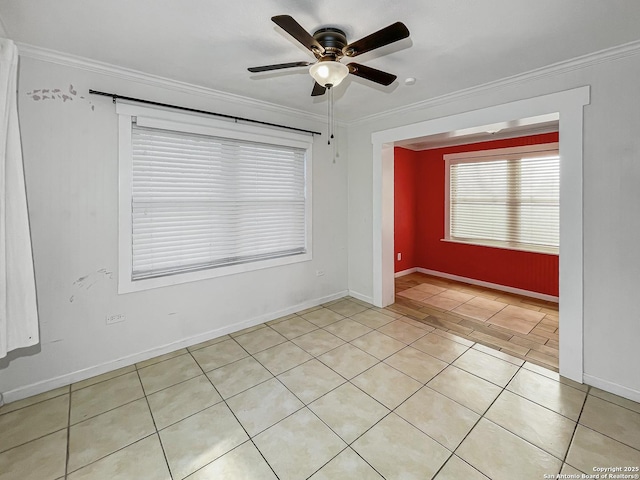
66;433;160;477
0;388;70;418
312;309;482;476
68;395;145;429
136;350;191;371
444;362;527;478
502;376;588;423
559;387;591;473
447;361;611;475
570;421;640;455
425;367;503;410
140;373;229;430
141;371;206;398
303;445;370;479
184;347;252;472
219;322;604;471
63;362;169;476
435;454;489;480
303;307;464;473
587;389;640;415
69;366;138;393
303;384;394;478
436;357;520;454
248;437;282;480
0;413;72;458
135;366;175;480
243;308;401;478
185;342;285;480
348;446;389;479
220;376;309;477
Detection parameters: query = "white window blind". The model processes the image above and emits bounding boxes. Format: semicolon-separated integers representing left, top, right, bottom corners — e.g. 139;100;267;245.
447;146;559;254
130;123;307;281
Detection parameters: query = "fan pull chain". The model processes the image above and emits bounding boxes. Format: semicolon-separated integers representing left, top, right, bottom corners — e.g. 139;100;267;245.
331;89;337;163
326;86;338;162
327;86;333;145
330;87;335;144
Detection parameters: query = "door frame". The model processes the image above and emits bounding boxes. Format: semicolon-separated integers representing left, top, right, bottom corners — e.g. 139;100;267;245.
371;86;590;382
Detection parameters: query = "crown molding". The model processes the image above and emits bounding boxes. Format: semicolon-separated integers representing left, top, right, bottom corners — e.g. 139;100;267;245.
349;39;640;126
15;42;326;124
15;38;640;129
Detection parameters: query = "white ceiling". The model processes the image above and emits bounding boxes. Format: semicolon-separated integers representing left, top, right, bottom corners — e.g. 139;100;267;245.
1;0;640;121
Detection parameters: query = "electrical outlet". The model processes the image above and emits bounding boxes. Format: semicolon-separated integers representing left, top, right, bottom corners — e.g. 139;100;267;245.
316;270;325;277
106;313;125;325
397;252;402;261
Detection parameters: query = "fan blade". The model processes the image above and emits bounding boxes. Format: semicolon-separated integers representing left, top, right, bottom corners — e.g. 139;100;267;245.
248;61;312;72
347;63;397;86
311;82;326;97
343;22;410;57
272;15;325;54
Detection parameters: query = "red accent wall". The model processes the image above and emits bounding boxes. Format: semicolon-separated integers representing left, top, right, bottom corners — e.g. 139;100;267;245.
394;147;418;272
394;132;559;296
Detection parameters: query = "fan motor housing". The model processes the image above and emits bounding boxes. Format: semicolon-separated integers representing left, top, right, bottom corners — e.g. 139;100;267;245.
313;28;347;58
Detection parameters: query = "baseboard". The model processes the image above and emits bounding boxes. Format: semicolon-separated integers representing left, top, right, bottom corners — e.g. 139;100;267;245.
583;374;640;404
416;268;559;303
348;290;374;305
394;268;418;278
1;289;349;404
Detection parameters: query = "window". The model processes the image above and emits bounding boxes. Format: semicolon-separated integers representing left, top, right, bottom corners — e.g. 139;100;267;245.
444;143;559;254
117;103;312;293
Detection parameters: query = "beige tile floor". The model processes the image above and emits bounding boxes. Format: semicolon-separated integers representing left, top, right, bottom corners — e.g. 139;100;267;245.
1;297;639;479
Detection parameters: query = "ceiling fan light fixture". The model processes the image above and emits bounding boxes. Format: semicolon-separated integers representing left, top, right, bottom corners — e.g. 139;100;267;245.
309;61;349;88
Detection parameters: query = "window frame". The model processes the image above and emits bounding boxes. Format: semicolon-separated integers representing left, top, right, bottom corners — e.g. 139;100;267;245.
117;102;313;294
443;142;559;255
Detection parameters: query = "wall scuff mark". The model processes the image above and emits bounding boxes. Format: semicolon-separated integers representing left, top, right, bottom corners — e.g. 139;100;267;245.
69;268;113;302
26;84;95;110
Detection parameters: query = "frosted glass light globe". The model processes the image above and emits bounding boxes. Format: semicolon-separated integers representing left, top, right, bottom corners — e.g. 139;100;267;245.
309;61;349;87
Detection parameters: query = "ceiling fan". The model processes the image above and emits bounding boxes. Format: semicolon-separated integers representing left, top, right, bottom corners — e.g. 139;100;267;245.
248;15;410;96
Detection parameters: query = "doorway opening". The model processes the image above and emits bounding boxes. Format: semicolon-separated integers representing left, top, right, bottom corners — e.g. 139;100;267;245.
371;87;589;382
391;118;560;368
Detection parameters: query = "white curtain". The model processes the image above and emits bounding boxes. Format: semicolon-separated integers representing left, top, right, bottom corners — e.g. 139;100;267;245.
0;38;38;359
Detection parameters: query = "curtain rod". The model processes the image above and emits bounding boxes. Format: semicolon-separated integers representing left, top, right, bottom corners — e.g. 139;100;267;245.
88;89;321;136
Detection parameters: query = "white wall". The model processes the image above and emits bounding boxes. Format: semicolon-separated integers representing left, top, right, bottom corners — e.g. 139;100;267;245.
3;47;639;403
0;56;349;400
347;51;640;398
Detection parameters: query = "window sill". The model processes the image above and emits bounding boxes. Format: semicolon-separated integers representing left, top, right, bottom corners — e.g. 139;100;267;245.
440;238;558;256
118;251;312;294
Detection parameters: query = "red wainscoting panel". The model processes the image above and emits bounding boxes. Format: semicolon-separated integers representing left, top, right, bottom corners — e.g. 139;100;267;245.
394;133;559;297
